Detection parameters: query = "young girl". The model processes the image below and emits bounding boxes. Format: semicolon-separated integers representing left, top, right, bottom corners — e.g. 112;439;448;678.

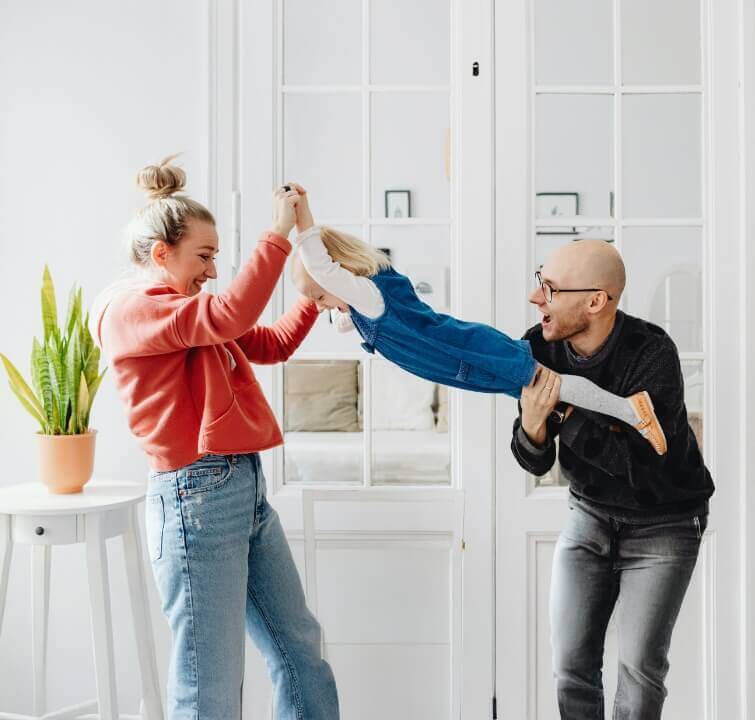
287;185;667;456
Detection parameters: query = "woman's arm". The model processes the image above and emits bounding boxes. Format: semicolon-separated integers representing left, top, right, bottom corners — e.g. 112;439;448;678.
173;231;292;348
235;296;319;364
103;191;301;357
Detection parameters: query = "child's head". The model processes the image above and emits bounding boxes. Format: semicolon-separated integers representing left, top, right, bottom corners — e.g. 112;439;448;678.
292;227;391;311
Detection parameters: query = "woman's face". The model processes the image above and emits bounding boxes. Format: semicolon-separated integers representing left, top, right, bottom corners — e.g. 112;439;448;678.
151;219;219;296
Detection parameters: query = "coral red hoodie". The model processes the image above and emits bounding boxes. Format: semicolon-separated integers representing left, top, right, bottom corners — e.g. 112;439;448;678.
95;231;317;471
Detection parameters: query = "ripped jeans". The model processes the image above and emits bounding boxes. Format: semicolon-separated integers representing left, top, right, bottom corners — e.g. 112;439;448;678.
146;453;339;720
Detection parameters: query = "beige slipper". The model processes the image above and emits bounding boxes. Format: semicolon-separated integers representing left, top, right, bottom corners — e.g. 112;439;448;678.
628;390;668;456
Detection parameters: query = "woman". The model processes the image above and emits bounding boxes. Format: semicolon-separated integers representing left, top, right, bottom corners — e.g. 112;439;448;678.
94;157;339;719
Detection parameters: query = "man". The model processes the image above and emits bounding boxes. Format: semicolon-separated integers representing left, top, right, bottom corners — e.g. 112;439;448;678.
510;240;714;719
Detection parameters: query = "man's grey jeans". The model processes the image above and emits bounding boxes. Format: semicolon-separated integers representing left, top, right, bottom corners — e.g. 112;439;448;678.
550;495;705;720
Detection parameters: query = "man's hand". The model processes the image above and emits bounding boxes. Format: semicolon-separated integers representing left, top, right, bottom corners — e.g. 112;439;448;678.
520;365;562;447
288;182;315;232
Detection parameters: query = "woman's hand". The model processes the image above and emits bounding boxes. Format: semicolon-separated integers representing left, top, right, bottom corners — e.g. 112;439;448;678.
288;182;315;232
271;187;301;238
520;365;561;447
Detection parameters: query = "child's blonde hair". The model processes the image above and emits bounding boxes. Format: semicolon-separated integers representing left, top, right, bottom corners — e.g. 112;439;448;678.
320;226;392;277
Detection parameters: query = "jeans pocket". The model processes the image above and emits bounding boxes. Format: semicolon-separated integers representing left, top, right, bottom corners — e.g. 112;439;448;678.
180;455;234;495
145;495;165;562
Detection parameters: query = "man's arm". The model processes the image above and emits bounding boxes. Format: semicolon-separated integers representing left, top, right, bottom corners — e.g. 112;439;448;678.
511;414;559;476
510;365;562;476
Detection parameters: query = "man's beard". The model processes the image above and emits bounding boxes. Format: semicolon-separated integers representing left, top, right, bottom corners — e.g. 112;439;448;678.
543;312;589;342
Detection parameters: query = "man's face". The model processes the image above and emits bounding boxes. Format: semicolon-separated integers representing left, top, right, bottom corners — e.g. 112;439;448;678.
528;260;590;342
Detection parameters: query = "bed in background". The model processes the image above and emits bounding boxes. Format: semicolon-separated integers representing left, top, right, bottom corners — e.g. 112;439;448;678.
283;359;450;485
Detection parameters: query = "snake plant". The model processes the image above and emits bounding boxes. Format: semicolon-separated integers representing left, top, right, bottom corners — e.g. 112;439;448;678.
1;266;106;435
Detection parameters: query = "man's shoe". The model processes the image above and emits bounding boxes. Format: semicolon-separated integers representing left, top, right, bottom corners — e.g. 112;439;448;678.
629;390;668;456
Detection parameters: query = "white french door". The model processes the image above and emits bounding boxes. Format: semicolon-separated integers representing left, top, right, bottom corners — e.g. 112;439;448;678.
494;0;748;718
207;0;498;717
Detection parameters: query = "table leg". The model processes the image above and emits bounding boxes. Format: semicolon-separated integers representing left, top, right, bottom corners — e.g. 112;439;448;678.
0;515;11;638
85;512;119;720
123;505;163;720
32;544;51;716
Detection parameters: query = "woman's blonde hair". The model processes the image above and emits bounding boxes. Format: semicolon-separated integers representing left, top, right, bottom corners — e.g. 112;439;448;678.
319;226;391;277
125;155;215;266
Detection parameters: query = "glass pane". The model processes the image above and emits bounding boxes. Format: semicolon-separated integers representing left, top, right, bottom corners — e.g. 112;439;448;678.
534;0;612;85
534;440;567;488
370;360;450;485
284;93;362;219
283;0;361;85
284;360;363;485
371;92;450;218
283;225;365;354
370;0;450;85
531;230;615;327
622;94;701;218
681;360;704;449
536;94;614;217
622;0;701;85
622;227;702;352
371;225;451;311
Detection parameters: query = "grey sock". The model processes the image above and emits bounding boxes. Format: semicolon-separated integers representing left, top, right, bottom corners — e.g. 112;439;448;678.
559;374;638;426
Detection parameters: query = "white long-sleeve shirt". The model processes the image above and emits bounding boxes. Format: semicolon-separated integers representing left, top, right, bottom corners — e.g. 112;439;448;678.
295;226;385;332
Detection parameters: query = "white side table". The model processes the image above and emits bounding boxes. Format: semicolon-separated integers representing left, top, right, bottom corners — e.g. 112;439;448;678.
0;483;163;720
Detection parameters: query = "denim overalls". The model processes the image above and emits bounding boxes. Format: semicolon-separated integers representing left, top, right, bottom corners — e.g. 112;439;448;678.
349;267;537;398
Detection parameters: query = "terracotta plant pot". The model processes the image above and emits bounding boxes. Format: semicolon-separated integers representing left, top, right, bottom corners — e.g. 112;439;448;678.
37;431;97;494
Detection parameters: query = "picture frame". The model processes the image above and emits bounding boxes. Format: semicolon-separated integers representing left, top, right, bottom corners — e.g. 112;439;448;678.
535;192;579;235
385;190;411;219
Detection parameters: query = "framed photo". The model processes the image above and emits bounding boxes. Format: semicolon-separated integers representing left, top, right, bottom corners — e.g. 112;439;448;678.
385;190;411;219
535;192;579;235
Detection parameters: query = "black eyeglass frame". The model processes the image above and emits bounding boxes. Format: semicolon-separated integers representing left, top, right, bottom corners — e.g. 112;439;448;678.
535;270;614;304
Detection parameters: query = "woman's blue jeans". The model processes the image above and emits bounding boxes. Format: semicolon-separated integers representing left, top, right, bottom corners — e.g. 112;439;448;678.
145;452;340;719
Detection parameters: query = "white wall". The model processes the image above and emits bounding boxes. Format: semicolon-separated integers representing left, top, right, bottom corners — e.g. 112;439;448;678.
0;1;208;712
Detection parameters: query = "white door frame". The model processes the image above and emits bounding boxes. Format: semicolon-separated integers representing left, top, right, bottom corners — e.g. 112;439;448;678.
207;0;499;717
493;0;752;717
740;0;755;715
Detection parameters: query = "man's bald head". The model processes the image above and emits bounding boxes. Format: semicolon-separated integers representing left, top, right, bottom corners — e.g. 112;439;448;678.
532;239;626;345
547;240;626;303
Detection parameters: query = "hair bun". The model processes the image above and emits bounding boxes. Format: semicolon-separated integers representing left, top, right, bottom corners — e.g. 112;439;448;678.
136;154;186;200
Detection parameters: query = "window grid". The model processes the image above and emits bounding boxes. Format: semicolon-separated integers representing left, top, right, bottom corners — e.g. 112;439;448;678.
529;0;708;487
275;0;455;489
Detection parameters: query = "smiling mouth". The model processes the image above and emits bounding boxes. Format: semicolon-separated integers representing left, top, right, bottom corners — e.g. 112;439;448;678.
542;314;552;325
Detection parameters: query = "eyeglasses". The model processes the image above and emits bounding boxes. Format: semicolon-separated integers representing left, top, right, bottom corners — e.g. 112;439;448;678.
535;270;613;304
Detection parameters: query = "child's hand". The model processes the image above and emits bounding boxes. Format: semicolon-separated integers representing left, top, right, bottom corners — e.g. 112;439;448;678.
288;182;315;232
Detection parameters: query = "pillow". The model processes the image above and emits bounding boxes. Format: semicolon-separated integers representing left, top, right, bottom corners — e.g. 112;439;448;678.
371;361;435;430
284;361;360;432
435;385;448;432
